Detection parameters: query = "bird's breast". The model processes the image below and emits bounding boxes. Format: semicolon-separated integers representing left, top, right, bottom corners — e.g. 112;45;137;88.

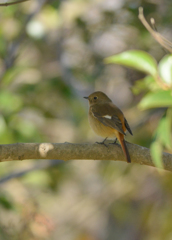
88;109;117;138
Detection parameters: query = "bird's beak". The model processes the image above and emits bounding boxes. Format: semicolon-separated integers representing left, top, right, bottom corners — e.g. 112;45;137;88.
84;96;89;99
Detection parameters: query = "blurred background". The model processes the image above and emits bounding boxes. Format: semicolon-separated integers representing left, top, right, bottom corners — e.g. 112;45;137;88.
0;0;172;239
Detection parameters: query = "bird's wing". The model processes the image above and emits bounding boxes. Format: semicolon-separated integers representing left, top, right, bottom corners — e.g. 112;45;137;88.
124;118;133;135
90;104;126;135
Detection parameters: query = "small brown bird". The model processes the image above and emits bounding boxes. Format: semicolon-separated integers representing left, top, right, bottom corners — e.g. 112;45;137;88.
84;91;133;163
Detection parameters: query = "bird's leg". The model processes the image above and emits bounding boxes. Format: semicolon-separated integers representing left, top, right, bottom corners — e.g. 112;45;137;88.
96;137;108;147
109;138;119;145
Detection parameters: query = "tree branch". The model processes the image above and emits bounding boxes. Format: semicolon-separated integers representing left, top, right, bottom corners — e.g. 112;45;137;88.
0;142;172;171
0;0;30;6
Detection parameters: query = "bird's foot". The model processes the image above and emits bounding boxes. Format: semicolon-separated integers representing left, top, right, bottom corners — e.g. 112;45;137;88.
109;138;119;146
96;138;108;147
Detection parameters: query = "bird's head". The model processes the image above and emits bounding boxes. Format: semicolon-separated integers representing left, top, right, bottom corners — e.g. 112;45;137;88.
84;91;112;106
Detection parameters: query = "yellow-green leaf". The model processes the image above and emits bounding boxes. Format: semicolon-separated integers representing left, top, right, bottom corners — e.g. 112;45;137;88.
139;90;172;110
150;141;163;169
158;54;172;87
156;110;172;150
104;50;158;77
132;76;156;95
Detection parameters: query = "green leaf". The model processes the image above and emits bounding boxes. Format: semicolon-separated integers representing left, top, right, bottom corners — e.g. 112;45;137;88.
156;110;172;150
104;50;158;77
132;76;156;95
2;66;26;86
0;195;14;210
158;54;172;86
22;170;50;188
0;90;22;113
150;141;163;169
138;90;172;110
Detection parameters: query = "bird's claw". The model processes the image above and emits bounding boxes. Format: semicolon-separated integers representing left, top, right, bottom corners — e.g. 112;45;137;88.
96;137;108;147
109;138;119;145
96;141;108;147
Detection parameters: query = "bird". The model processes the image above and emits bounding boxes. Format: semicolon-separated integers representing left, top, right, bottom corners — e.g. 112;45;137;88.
84;91;133;163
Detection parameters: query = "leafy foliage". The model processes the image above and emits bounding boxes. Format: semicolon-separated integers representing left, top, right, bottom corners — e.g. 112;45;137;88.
106;50;172;167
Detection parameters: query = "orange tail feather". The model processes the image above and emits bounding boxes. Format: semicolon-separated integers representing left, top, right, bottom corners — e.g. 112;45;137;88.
118;133;131;163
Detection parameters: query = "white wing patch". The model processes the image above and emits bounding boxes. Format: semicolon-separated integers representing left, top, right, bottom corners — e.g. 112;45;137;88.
103;115;111;119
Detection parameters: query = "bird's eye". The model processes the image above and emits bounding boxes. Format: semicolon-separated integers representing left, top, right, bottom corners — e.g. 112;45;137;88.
94;96;98;100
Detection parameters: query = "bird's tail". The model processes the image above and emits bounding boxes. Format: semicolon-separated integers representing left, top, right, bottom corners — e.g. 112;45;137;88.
118;133;131;163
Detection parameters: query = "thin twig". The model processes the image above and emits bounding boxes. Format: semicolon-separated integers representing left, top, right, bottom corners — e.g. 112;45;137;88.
138;7;172;90
0;0;46;81
150;18;157;32
138;7;172;53
0;0;30;6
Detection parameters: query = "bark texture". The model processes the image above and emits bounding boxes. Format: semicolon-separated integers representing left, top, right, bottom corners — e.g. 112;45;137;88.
0;142;172;171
